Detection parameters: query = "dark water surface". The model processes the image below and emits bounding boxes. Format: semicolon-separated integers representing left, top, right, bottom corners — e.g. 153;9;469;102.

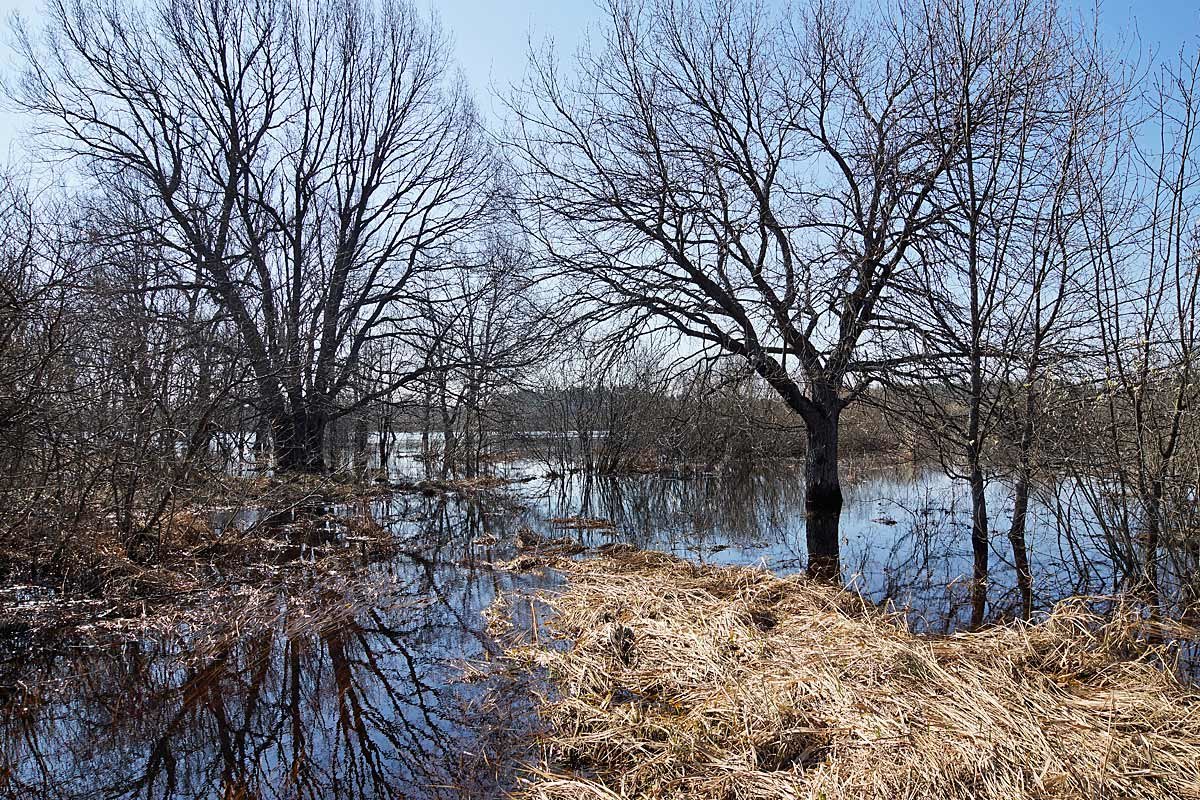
0;459;1185;799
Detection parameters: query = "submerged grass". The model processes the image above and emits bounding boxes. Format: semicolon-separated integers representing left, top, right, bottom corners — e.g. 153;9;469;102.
0;504;399;647
496;550;1200;800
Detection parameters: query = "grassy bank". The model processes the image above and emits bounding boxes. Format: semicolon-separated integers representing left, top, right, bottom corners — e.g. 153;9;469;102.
494;551;1200;799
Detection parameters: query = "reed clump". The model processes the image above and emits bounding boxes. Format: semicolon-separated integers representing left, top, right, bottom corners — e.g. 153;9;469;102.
499;550;1200;800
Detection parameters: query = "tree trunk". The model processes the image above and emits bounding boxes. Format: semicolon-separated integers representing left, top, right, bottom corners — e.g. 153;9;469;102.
1008;476;1033;620
351;412;371;477
1009;383;1037;620
441;411;456;479
420;394;433;478
804;406;842;581
378;412;393;476
1141;478;1163;607
967;454;989;628
274;408;328;474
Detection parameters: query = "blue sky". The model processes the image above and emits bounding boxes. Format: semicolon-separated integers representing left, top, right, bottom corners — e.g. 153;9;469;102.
0;0;599;162
0;0;1196;165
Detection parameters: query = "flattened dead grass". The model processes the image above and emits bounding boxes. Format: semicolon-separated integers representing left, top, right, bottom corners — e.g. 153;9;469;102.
547;517;618;530
0;508;398;641
498;551;1200;800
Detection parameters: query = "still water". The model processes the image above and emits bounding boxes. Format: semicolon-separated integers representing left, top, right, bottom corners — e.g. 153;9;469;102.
0;458;1174;799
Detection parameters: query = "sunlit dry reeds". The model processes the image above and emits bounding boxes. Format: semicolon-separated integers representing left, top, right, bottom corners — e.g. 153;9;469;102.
497;551;1200;800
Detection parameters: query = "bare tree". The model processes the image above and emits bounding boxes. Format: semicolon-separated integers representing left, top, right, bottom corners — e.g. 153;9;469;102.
12;0;491;472
883;0;1115;623
999;50;1124;619
414;238;553;478
510;0;1002;576
1067;44;1200;605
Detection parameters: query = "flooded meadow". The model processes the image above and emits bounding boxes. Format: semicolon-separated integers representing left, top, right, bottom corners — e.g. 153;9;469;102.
0;453;1193;799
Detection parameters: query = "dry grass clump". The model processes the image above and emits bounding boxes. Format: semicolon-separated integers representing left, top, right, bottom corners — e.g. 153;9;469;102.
514;526;587;557
547;517;618;530
500;551;1200;800
0;507;398;642
190;471;395;508
391;475;519;497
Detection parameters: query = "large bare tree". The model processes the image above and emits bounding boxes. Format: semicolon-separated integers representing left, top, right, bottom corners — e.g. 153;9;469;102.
12;0;491;472
510;0;999;576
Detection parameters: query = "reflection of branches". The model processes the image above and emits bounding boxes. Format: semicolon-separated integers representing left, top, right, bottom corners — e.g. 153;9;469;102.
531;465;1141;631
397;551;502;660
5;464;1149;800
541;470;798;554
0;549;527;800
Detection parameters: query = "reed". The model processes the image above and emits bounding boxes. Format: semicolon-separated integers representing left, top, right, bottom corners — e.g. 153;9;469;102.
497;551;1200;800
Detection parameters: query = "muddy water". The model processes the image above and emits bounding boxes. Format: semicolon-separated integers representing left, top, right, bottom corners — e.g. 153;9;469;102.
0;460;1186;799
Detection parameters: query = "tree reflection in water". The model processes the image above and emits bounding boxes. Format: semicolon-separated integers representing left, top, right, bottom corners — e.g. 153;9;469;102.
2;462;1196;799
529;462;1199;631
0;495;546;800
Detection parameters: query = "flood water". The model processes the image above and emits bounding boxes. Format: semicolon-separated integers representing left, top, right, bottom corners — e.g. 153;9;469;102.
0;455;1192;799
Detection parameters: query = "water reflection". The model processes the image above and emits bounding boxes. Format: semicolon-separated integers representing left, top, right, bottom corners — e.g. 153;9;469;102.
519;462;1098;630
1;460;1194;799
0;495;547;800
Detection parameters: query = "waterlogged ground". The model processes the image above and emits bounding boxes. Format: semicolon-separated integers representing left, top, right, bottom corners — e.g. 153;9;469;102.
0;458;1182;799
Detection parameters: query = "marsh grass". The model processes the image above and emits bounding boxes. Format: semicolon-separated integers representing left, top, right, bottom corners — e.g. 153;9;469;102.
0;498;399;649
495;551;1200;799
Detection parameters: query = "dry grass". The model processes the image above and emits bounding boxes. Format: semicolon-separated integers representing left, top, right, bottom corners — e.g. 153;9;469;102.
547;517;618;530
0;507;397;640
190;471;395;507
496;550;1200;800
391;475;518;496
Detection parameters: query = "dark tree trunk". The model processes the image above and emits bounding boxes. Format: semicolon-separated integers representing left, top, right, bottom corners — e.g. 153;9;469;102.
804;406;843;581
274;408;328;474
378;414;394;476
1008;375;1038;621
967;456;989;628
1009;404;1035;622
420;394;433;477
1008;478;1033;620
